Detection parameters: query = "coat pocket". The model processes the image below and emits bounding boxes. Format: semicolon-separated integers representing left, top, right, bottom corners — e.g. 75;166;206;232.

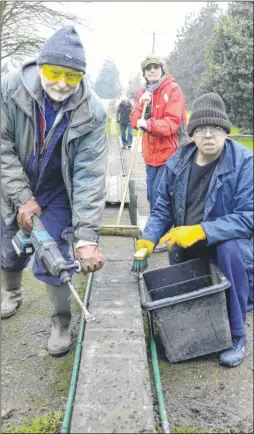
1;198;16;225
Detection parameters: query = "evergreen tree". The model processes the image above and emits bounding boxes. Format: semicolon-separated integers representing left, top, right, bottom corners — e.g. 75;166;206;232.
165;2;222;108
199;2;253;131
93;58;122;99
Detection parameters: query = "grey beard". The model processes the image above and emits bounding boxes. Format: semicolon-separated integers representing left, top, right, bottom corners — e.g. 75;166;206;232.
41;80;80;103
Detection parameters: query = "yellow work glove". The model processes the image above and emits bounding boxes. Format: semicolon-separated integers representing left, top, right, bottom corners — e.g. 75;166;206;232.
135;239;155;257
159;225;206;250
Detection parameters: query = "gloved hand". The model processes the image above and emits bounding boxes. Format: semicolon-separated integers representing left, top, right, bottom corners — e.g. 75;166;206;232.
17;198;42;232
139;91;152;105
75;245;104;275
135;239;155;257
137;118;148;130
159;225;206;250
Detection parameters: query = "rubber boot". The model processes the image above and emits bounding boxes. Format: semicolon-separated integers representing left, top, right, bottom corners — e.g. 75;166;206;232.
1;271;23;319
46;283;72;357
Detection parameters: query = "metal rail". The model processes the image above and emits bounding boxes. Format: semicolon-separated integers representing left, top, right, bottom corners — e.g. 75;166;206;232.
61;125;169;433
118;139;126;177
61;272;94;434
229;134;253;139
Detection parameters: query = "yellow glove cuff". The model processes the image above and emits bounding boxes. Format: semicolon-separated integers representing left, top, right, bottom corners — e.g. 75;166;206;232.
136;239;155;257
194;225;206;240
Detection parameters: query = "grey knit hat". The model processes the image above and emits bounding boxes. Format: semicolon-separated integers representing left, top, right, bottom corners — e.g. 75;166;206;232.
188;93;232;137
37;25;86;72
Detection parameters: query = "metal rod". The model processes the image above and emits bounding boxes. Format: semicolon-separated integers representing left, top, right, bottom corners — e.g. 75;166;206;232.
152;30;155;53
68;281;94;322
137;270;170;434
61;273;94;434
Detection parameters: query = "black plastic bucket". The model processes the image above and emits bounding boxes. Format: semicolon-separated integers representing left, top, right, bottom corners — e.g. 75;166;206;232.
139;258;232;363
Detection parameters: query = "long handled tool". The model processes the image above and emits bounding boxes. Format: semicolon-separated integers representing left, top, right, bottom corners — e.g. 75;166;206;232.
99;102;148;237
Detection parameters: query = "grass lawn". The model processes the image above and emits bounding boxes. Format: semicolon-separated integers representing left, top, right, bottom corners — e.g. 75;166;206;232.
107;114;253;152
106;118;139;138
186;110;191;122
186;111;253;152
229;126;253;151
106;119;111;137
115;122;140;137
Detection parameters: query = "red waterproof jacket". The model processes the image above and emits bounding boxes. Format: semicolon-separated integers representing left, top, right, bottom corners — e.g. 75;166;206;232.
130;74;187;167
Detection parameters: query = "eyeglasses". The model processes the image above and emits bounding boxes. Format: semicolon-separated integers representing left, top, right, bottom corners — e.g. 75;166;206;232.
42;64;83;86
194;126;226;137
145;63;161;71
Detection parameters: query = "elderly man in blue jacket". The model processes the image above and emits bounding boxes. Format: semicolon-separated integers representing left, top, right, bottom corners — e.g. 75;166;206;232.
136;93;253;367
1;26;108;356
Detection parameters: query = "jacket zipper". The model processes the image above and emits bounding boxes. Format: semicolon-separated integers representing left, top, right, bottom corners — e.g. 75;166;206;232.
38;106;46;154
61;114;94;205
36;108;65;183
61;111;74;204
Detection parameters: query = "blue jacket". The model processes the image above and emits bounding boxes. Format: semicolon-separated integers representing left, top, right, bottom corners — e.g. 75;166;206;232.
142;139;253;272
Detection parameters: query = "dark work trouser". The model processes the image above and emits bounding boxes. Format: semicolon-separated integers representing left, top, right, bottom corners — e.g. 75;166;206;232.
1;199;72;286
169;239;252;338
146;164;166;214
120;122;133;146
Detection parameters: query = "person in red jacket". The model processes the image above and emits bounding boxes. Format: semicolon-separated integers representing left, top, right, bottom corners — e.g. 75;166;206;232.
130;55;187;250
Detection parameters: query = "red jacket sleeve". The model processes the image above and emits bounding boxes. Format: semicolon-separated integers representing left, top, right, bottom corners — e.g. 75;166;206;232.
130;89;145;129
146;85;186;137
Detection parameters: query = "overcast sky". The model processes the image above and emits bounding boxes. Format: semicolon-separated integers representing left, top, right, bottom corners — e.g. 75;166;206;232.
48;2;228;89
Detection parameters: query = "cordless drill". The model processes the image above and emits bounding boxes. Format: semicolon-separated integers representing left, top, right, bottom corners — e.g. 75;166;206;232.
11;215;94;321
12;215;81;283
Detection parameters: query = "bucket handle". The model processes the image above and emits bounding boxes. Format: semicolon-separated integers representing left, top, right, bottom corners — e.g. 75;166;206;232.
138;264;231;311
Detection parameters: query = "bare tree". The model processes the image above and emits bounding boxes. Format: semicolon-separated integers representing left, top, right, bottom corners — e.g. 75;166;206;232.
0;1;87;64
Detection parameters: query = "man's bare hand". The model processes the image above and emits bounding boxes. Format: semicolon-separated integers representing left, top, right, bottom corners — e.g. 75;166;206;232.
17;199;42;232
137;118;148;130
75;245;104;275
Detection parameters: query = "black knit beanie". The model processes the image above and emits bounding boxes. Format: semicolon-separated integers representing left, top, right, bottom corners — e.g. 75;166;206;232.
188;93;232;137
37;26;86;73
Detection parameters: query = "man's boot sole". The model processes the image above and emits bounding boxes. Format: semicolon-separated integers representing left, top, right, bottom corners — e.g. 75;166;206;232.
48;345;71;357
220;358;244;367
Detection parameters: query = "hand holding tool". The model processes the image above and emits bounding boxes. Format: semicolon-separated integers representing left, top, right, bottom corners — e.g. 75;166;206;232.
131;238;155;273
12;215;94;322
17;199;41;232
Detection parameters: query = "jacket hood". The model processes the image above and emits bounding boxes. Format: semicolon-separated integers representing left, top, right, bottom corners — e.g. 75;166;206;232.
159;74;176;90
20;60;91;109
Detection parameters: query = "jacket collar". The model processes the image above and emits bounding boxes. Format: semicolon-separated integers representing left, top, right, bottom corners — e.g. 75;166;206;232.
172;139;234;177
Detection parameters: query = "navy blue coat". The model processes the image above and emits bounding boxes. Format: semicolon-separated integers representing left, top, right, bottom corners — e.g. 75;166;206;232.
142;139;253;277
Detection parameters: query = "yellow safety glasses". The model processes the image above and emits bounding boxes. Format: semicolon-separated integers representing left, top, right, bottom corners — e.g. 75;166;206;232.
42;64;83;86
